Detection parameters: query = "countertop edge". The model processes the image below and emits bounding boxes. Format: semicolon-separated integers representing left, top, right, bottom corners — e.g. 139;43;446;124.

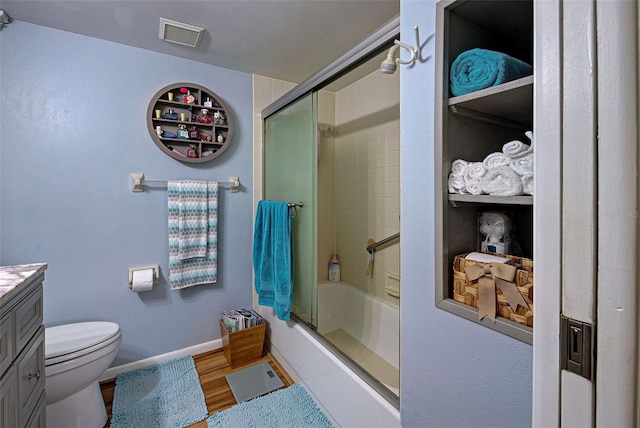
0;263;47;308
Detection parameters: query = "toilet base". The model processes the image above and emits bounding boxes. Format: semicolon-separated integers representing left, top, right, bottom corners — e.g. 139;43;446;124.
46;381;107;428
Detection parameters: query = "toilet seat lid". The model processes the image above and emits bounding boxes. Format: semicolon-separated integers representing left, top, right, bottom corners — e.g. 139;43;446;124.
45;321;121;360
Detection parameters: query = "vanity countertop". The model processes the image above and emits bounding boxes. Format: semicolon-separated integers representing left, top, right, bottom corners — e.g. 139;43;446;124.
0;263;47;307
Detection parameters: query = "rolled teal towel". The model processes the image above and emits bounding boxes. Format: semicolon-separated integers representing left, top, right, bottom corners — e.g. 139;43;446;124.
449;48;532;97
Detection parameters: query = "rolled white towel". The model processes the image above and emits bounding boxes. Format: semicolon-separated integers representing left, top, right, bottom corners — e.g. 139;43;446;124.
513;146;533;158
521;173;534;195
481;166;523;196
464;162;487;180
448;174;467;194
525;130;533;142
465;178;483;195
502;140;531;158
450;159;469;177
463;162;487;195
509;153;534;175
482;152;512;169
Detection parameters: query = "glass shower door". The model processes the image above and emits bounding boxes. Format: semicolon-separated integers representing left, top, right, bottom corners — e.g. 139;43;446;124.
263;93;318;328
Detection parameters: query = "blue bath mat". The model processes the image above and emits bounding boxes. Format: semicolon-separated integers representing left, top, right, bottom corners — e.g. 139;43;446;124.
111;355;208;428
207;384;334;428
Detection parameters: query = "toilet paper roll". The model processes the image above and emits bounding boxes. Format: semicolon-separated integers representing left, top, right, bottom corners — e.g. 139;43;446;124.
131;269;154;292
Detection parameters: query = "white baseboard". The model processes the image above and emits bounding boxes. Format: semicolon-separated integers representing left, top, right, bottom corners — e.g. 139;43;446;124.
99;338;223;382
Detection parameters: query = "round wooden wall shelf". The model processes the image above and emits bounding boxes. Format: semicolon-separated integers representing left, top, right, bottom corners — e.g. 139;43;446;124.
147;83;233;163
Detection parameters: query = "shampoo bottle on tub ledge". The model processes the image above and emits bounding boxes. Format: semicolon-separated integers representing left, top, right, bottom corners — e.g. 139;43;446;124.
329;254;341;282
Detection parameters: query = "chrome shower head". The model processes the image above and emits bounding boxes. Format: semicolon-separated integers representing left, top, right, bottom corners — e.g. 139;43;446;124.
380;44;399;74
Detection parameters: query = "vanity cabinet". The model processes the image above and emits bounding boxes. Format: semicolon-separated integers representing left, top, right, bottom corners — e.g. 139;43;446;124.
147;83;234;163
434;0;534;343
0;264;46;427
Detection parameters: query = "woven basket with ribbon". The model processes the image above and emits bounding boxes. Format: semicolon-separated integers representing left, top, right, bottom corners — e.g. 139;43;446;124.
453;252;533;327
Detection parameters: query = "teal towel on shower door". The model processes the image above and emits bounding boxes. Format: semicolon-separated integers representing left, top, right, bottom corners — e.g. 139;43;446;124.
253;200;293;321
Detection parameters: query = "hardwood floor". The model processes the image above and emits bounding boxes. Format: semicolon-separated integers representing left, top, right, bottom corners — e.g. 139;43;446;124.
100;348;295;427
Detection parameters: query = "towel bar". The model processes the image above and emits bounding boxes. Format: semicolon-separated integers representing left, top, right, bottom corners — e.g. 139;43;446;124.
131;173;240;193
287;202;304;219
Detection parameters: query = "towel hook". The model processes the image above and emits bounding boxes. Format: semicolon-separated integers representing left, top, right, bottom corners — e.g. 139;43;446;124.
394;26;434;67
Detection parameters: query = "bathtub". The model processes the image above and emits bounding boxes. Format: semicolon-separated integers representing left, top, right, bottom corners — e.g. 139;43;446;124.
317;280;399;370
260;280;401;427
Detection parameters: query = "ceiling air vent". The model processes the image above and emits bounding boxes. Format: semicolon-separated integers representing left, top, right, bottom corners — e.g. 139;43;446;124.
159;17;204;48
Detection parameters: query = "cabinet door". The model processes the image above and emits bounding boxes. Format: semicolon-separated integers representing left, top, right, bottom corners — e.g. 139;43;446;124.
0;368;16;428
16;327;44;428
24;392;45;428
14;287;43;354
0;311;12;377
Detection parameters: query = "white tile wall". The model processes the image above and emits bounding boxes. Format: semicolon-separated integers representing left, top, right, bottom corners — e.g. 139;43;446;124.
317;90;336;280
331;70;400;306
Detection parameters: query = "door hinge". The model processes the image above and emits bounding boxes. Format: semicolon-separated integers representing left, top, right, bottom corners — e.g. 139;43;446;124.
560;315;593;380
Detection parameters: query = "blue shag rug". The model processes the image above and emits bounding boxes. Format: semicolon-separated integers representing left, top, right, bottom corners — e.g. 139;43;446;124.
207;384;334;428
111;355;208;428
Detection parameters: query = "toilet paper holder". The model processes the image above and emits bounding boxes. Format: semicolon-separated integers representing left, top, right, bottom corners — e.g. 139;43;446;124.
128;265;159;288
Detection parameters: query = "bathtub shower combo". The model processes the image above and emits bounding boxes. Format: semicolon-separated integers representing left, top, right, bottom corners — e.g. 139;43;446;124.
262;32;400;403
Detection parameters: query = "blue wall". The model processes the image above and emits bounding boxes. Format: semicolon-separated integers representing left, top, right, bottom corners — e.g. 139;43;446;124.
0;22;254;365
399;1;532;426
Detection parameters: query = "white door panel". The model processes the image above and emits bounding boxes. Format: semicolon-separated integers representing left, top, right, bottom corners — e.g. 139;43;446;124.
595;1;638;426
534;0;639;426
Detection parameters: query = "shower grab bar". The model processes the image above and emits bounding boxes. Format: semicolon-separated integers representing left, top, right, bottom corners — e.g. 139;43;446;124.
367;233;400;253
130;173;240;193
287;202;304;219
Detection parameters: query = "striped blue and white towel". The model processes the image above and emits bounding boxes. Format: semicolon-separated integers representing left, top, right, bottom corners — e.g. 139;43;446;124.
168;180;218;289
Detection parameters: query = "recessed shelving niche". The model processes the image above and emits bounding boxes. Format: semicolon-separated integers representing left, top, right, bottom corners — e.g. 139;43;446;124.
435;0;534;343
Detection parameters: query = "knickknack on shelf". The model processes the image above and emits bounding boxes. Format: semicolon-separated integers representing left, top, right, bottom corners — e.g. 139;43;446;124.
147;83;233;163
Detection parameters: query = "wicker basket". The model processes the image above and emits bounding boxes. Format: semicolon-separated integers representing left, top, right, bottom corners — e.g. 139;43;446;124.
453;253;533;327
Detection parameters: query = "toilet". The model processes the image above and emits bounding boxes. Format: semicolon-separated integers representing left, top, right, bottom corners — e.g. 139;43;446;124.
45;321;122;428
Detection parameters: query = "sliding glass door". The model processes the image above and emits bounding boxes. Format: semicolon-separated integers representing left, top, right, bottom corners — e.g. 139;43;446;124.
263;93;318;328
